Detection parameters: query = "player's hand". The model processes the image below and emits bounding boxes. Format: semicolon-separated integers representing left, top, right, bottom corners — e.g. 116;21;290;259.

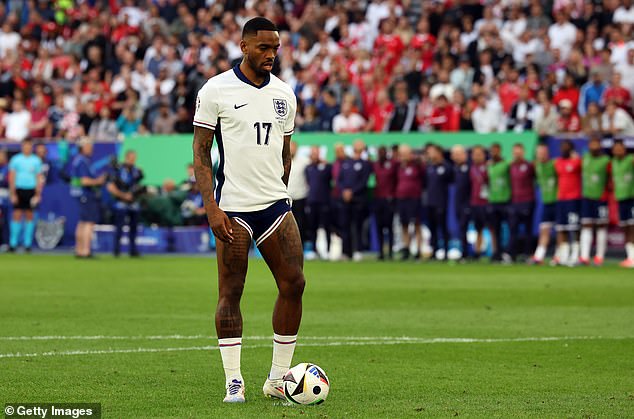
123;192;134;202
10;192;17;205
97;173;108;185
210;207;234;243
342;189;353;203
30;195;41;208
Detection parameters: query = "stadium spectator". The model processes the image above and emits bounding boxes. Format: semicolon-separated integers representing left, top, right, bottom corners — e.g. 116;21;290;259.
388;81;417;132
116;108;142;138
471;94;501;133
557;99;581;133
296;105;321;133
548;10;577;60
615;48;634;93
365;89;393;133
1;100;31;143
507;86;536;133
602;72;632;112
579;69;608;116
534;100;560;138
581;102;604;135
553;73;580;111
602;100;634;137
29;94;51;139
332;100;366;134
429;95;455;132
89;107;119;142
151;103;177;135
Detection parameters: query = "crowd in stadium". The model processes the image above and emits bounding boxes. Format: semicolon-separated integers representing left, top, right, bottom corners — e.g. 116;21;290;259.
0;1;634;139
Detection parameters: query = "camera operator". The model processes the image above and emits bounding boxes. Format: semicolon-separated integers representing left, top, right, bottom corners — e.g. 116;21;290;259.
107;150;144;257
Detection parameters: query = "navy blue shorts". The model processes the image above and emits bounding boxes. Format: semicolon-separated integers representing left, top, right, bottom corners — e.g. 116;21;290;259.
397;198;421;224
225;199;292;247
78;196;100;223
580;198;609;224
618;199;634;226
556;199;581;231
540;203;556;225
471;205;487;230
486;203;508;222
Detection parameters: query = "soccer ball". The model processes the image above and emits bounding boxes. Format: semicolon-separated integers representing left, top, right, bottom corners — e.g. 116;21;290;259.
283;363;330;405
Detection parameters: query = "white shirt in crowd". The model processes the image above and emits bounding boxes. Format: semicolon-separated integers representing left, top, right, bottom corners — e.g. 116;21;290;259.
2;110;31;142
332;113;366;133
472;101;503;133
287;153;310;201
429;83;455;101
603;107;634;137
616;61;634;94
0;29;21;59
614;5;634;24
548;21;577;59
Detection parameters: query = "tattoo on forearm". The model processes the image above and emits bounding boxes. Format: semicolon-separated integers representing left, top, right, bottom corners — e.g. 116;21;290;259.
192;127;216;216
282;136;291;187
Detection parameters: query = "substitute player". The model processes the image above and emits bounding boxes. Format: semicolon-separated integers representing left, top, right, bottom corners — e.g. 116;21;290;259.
611;140;634;267
579;137;610;266
192;18;301;403
469;145;489;259
508;143;535;262
487;143;511;262
531;144;558;264
553;140;582;266
7;139;43;252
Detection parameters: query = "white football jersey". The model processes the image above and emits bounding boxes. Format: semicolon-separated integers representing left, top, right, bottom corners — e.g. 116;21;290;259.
193;65;297;212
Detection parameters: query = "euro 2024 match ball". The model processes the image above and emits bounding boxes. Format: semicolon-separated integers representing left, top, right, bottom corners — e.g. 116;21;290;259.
283;363;330;405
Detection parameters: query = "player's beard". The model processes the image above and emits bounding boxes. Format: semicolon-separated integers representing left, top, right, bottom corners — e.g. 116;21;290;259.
247;55;272;77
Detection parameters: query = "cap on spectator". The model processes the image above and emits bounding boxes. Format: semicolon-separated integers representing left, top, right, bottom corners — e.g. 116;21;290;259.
559;99;573;109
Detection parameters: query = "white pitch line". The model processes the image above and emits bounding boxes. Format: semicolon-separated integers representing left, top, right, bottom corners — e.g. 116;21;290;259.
0;336;631;359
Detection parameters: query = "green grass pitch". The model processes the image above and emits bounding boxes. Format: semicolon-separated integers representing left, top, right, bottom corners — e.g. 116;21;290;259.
1;255;633;418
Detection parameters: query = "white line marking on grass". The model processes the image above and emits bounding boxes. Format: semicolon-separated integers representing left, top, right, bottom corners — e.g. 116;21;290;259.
0;336;631;359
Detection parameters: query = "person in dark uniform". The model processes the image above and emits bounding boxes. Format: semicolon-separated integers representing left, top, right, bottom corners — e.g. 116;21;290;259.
469;145;489;259
0;149;9;248
426;144;454;259
71;139;107;258
107;150;144;257
337;139;373;261
330;143;347;244
304;145;332;259
395;144;425;260
509;143;536;261
373;145;397;260
451;145;472;261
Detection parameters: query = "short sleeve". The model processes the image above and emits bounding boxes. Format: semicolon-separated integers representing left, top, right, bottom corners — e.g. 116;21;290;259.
284;93;297;136
8;156;17;171
193;82;218;131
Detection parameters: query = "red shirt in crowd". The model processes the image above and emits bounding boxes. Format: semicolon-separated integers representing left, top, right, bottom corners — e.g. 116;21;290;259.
602;86;631;111
498;82;521;114
410;33;436;71
396;161;425;199
374;33;404;75
553;87;580;110
510;160;535;203
368;102;394;132
558;113;581;132
554;157;582;200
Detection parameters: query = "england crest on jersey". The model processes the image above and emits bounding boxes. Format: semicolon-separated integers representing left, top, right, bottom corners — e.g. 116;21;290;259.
273;99;288;117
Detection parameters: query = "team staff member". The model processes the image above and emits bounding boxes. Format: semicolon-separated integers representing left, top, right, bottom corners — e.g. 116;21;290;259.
107;150;144;257
469;145;489;259
508;143;535;262
0;149;8;248
553;140;582;266
451;145;471;261
487;143;511;262
304;146;332;259
337;140;373;261
287;141;309;244
611;140;634;268
579;137;610;266
373;145;397;260
531;144;558;264
8;139;43;252
395;144;425;260
71;139;107;258
426;144;453;259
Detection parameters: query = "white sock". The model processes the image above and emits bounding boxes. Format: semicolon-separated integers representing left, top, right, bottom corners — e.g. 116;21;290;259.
559;242;570;264
595;228;607;259
570;241;580;263
627;242;634;260
534;245;546;261
218;337;243;385
580;227;592;260
269;333;297;380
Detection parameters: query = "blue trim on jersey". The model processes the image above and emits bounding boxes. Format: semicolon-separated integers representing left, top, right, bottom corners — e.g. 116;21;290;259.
215;118;225;204
233;64;270;89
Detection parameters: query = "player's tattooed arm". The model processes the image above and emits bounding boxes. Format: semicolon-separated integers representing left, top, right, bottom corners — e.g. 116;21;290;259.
193;126;234;243
282;135;292;187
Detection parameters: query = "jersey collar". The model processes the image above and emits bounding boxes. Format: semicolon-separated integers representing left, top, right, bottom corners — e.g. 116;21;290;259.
233;64;270;89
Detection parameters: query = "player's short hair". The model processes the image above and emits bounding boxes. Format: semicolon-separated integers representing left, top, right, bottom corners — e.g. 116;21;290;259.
491;142;501;149
242;17;278;39
513;143;524;149
613;139;624;147
562;139;575;150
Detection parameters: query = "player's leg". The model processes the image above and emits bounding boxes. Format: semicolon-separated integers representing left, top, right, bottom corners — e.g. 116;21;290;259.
458;208;469;260
128;210;140;256
619;200;634;267
508;205;520;261
523;204;535;259
215;218;251;400
74;221;84;257
398;200;411;260
258;214;305;397
386;200;394;259
428;206;439;258
339;201;352;259
23;208;35;251
568;201;581;266
351;198;366;261
439;208;449;259
579;199;594;264
487;207;500;261
10;208;23;249
113;209;125;256
594;202;609;265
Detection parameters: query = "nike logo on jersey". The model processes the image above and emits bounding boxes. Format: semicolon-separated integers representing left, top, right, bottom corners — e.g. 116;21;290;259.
234;103;248;109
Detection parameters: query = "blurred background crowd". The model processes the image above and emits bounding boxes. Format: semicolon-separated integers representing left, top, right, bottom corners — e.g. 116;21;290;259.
1;0;634;142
